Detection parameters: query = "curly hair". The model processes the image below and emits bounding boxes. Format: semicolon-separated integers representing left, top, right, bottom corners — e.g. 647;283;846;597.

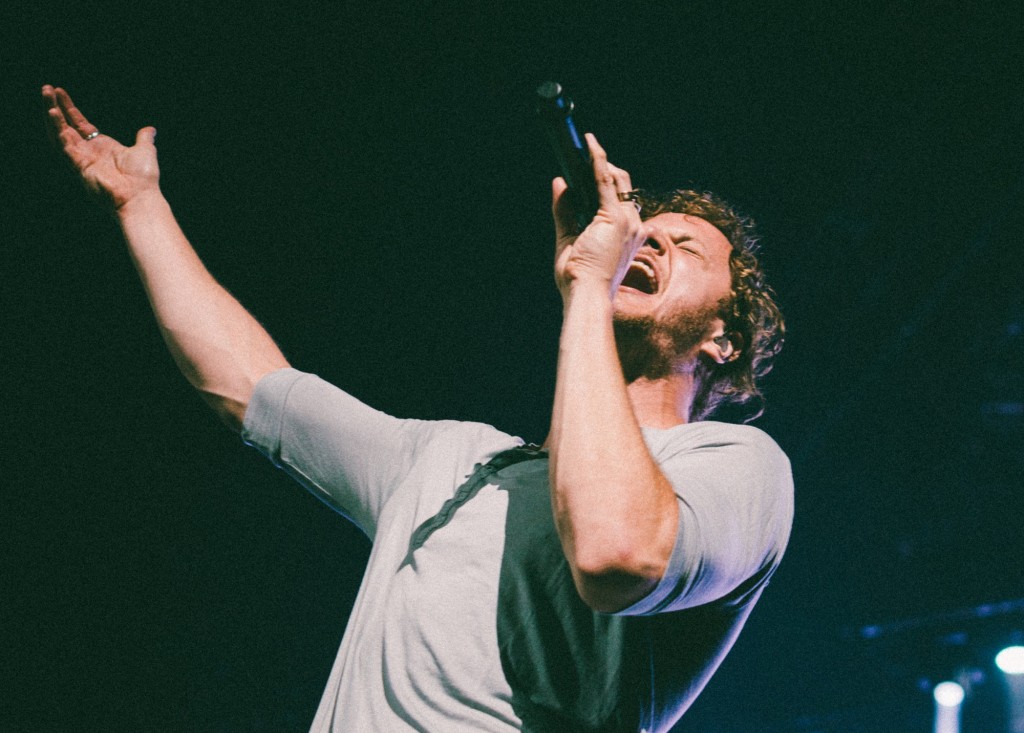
631;189;785;422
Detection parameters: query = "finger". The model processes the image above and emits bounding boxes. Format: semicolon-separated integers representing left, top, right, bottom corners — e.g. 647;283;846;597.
55;87;99;139
47;107;84;156
52;87;76;126
44;100;69;149
47;105;69;132
585;133;622;211
41;84;57;111
43;86;66;135
606;162;634;196
135;126;157;147
606;162;641;222
56;117;87;150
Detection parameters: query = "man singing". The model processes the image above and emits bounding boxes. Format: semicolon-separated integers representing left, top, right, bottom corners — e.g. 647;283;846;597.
43;84;792;732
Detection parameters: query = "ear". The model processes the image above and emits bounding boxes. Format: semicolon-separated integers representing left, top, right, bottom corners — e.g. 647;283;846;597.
699;321;739;365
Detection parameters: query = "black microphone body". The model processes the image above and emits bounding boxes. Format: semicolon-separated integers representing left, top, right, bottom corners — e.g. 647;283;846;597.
536;82;599;231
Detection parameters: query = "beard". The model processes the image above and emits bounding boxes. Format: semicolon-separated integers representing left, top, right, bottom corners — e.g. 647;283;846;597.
612;303;718;383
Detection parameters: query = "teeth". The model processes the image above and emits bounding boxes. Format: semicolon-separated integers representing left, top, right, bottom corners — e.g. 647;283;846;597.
631;261;656;280
630;261;655;278
623;260;657;294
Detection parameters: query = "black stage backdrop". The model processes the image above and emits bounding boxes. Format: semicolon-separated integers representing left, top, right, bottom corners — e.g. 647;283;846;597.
3;2;1023;731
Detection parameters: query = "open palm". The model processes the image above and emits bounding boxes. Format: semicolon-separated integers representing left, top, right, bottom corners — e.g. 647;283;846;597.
43;85;160;210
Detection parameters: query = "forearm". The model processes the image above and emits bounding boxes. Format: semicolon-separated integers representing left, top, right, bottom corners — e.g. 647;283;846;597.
117;190;289;429
547;282;678;611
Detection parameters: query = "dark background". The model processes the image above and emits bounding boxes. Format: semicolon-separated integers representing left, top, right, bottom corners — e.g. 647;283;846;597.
4;1;1023;731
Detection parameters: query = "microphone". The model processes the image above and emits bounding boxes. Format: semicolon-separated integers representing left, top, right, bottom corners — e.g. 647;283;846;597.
535;82;599;231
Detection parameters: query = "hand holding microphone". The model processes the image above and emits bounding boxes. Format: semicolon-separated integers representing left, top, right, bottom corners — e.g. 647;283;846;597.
536;82;601;232
539;84;646;300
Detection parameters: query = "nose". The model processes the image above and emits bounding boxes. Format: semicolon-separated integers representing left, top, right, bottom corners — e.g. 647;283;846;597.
642;230;666;255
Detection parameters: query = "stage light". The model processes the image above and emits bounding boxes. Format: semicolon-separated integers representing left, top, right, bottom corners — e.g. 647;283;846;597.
932;681;964;733
996;646;1024;675
934;681;966;707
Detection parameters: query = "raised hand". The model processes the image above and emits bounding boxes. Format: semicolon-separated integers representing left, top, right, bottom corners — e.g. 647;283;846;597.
552;133;645;301
42;85;160;210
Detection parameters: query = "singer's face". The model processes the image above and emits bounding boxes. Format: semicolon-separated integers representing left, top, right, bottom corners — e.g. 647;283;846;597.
613;213;734;334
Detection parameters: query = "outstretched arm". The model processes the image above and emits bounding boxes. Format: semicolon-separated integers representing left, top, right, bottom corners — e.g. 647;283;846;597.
42;85;289;430
546;135;679;613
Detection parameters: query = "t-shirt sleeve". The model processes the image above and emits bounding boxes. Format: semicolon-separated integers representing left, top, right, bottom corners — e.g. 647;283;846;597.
617;423;794;616
240;368;453;538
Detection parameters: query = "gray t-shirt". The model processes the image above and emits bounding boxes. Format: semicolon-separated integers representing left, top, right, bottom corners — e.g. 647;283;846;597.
242;368;793;732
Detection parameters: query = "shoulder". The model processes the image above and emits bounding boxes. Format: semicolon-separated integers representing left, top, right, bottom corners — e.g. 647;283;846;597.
244;367;521;456
624;422;793;615
643;421;793;519
644;420;789;471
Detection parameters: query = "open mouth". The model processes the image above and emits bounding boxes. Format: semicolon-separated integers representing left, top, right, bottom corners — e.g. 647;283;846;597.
620;259;658;294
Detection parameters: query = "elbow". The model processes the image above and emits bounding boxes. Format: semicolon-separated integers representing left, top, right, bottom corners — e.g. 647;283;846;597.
562;496;678;613
554;473;679;612
570;542;668;613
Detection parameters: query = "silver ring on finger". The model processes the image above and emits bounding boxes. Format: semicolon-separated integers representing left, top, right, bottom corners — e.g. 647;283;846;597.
85;131;99;141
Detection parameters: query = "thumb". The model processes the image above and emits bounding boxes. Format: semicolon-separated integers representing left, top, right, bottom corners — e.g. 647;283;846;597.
135;126;157;146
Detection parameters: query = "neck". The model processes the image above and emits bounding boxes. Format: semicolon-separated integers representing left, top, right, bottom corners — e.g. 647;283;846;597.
613;319;701;428
625;372;696;429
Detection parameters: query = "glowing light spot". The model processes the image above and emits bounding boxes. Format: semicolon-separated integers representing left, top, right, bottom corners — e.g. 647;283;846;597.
996;646;1024;675
933;681;965;707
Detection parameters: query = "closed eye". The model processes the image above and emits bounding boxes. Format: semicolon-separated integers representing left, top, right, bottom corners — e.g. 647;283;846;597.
674;237;704;258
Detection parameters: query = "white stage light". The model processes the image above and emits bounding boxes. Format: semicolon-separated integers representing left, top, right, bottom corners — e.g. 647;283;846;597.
933;681;964;733
934;681;966;707
999;647;1024;733
996;646;1024;675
